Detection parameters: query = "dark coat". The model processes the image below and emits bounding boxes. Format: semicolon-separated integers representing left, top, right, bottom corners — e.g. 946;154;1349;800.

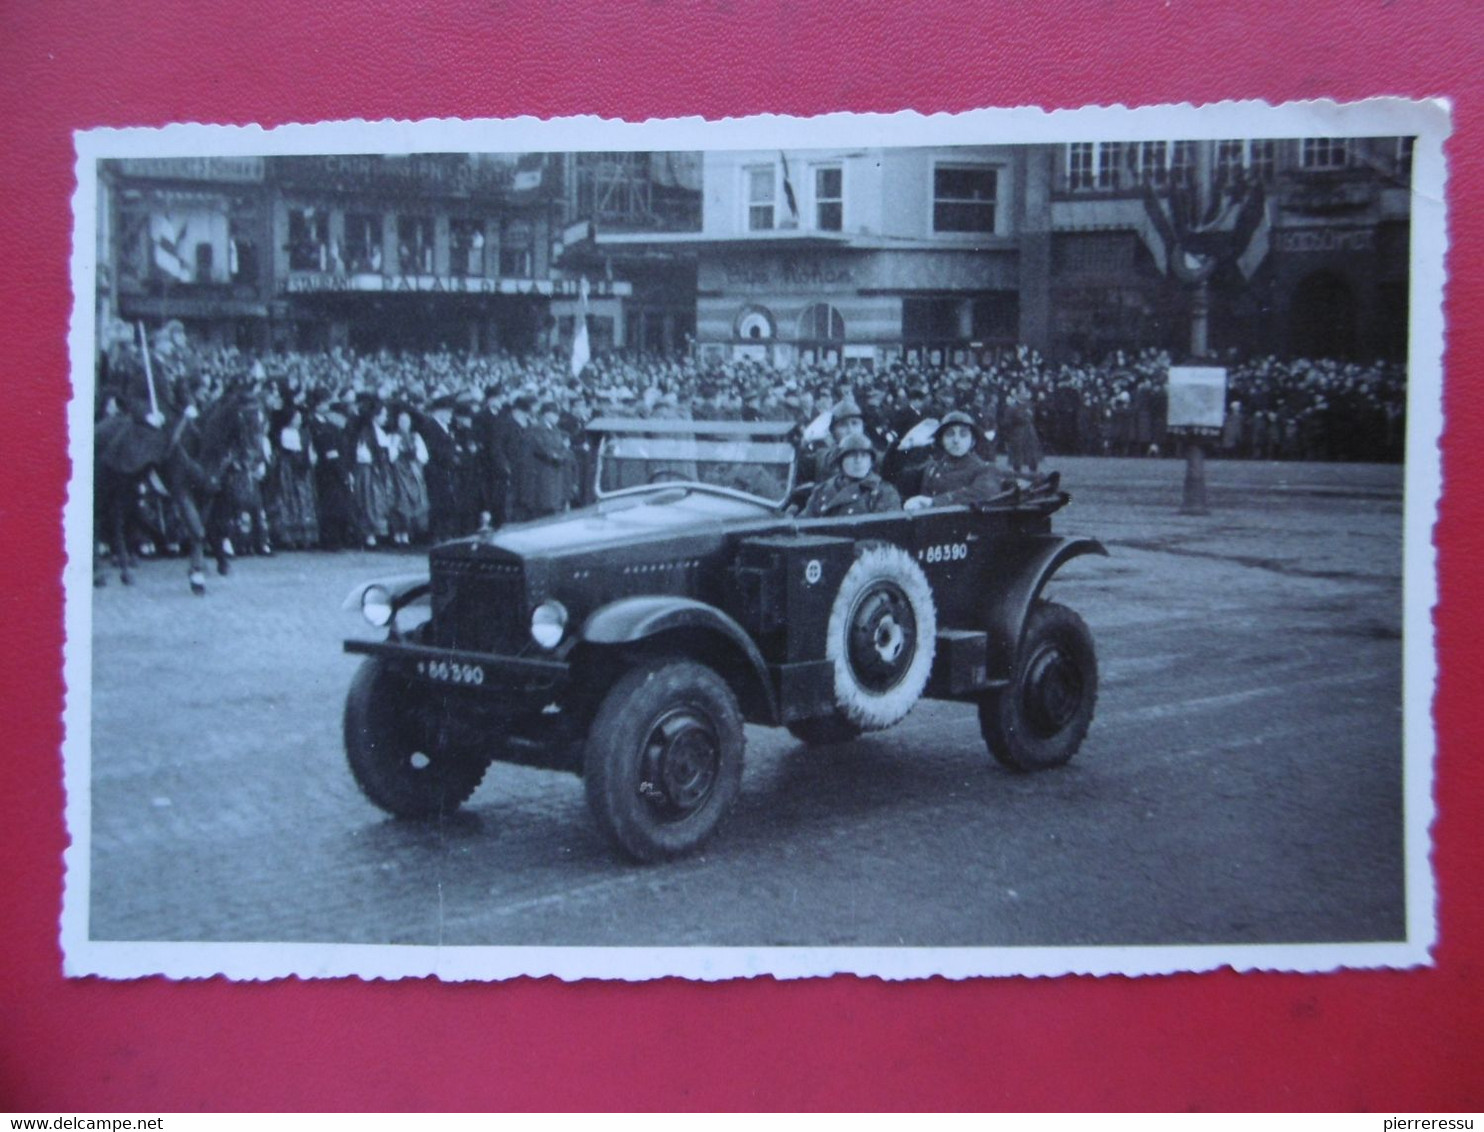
802;471;902;518
919;450;1002;506
513;421;576;520
1001;401;1043;471
419;414;461;538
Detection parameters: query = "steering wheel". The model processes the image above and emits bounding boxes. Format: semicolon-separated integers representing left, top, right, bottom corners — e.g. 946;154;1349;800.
647;469;690;485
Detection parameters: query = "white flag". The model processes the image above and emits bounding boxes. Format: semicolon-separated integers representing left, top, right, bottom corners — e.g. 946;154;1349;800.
570;276;591;378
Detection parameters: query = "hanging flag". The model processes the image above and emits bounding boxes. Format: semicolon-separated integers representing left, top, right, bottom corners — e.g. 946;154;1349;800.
1234;182;1273;280
780;151;800;225
570;275;591;379
150;214;193;282
511;153;546;199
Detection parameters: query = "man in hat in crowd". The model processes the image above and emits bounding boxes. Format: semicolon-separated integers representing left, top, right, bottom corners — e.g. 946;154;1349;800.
903;410;1002;511
801;432;901;518
511;400;576;522
420;393;463;541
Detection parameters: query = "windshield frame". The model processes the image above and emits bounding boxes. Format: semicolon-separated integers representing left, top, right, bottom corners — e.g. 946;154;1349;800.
589;418;798;508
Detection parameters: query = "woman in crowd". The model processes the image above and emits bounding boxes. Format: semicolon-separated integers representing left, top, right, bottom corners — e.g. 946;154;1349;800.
388;407;430;546
266;401;320;550
352;399;395;547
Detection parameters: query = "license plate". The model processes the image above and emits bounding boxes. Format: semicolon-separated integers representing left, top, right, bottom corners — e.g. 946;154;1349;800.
413;657;487;687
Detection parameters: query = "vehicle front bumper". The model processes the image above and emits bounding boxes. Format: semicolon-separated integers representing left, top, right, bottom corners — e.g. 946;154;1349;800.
343;638;570;693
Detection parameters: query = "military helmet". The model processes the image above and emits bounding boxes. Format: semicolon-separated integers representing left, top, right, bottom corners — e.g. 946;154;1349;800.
934;409;981;444
830;398;864;424
831;432;877;467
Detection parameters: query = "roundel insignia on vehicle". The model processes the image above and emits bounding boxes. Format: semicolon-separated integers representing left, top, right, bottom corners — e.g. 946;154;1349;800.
804;559;823;585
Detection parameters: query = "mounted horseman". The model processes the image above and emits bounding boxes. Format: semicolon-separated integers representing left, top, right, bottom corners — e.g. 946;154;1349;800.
93;320;229;594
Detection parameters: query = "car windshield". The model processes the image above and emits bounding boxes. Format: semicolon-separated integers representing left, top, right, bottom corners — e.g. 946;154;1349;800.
594;425;796;506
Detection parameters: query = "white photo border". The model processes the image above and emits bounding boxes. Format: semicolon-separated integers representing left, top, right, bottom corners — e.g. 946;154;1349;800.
63;98;1450;981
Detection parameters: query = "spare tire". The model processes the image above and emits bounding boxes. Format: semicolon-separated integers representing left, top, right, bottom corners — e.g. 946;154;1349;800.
823;544;937;730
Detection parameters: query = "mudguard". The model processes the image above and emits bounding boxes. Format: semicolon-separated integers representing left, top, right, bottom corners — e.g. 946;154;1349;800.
581;595;779;722
982;535;1107;684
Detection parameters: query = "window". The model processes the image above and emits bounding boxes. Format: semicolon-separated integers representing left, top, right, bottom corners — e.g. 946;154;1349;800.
499;218;533;277
971;293;1019;340
1068;142;1129;191
287;206;329;271
1302;137;1350;170
933;165;997;233
1133;142;1169;186
747;165;776;231
1096;142;1125;189
797;303;845;340
1170;141;1196;187
344;212;382;273
1249;139;1276;181
814;166;843;231
397;214;434;273
1068;143;1095;190
1215;140;1246;183
903;297;962;340
228;218;257;284
450;218;485;278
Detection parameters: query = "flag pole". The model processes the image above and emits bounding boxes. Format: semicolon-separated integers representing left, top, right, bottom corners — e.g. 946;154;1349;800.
137;321;159;418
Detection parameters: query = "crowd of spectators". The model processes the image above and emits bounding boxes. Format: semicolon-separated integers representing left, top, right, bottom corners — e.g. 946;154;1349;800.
96;330;1409;556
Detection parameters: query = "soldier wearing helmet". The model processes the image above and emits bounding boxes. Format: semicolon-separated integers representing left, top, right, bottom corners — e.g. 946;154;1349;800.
903;410;1001;511
801;433;901;518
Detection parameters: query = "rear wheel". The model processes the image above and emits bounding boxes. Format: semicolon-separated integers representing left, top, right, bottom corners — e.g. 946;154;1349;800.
979;601;1097;772
583;657;744;862
344;658;487;818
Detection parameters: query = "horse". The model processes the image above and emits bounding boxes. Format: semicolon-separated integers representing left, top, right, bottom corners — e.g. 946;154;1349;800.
93;387;270;595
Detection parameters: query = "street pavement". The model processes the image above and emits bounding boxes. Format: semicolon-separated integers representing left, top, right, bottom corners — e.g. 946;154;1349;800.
83;455;1411;951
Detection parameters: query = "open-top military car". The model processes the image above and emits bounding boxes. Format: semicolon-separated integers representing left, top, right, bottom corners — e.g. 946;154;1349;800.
343;417;1106;861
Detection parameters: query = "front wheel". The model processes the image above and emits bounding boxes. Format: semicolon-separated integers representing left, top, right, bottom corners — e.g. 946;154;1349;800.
343;658;488;818
583;657;744;862
979;601;1097;772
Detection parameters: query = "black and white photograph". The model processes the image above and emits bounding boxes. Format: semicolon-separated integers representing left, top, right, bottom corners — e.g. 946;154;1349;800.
63;101;1446;981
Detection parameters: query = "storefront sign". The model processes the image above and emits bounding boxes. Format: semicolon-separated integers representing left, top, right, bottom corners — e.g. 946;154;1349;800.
702;249;1016;293
719;254;857;289
284;273;631;297
1275;227;1376;255
115;157;265;182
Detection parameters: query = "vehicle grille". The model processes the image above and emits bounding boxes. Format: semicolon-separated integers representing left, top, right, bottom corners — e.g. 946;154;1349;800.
430;555;526;654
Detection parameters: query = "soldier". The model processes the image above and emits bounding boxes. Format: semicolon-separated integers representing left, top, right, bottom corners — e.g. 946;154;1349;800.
904;411;1002;511
801;433;901;518
806;397;870;484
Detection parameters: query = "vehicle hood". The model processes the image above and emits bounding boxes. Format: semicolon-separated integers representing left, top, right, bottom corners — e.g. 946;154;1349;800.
485;489;778;558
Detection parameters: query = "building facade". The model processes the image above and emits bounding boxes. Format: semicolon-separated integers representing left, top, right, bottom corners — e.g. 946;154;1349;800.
1048;135;1413;362
97;137;1413;367
99;153;633;355
573;145;1053;371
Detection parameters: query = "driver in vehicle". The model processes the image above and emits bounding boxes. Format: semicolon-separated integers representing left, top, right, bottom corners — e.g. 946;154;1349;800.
802;432;902;517
903;410;1002;511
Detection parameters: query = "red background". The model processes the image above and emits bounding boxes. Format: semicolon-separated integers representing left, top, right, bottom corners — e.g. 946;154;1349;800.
2;0;1480;1111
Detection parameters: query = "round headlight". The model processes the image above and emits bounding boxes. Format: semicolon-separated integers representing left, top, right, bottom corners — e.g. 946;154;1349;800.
361;585;394;628
530;600;568;649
